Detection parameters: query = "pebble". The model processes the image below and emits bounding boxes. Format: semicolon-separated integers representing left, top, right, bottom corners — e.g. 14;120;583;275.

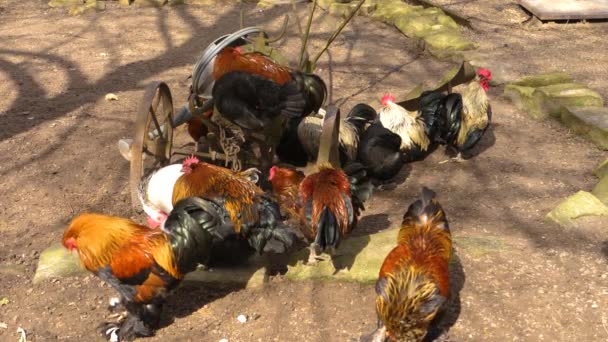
237;315;247;323
219;339;228;342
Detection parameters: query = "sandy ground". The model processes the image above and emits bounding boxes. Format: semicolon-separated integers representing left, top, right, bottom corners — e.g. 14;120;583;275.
0;1;607;341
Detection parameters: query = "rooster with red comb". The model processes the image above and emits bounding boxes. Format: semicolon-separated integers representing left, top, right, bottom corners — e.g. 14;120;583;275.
434;67;493;163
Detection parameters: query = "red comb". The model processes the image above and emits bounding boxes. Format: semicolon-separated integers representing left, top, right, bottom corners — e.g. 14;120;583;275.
268;165;278;180
381;93;395;106
183;155;199;166
477;68;492;80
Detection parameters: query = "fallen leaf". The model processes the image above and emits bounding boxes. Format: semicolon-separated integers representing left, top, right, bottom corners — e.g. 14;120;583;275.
0;298;8;306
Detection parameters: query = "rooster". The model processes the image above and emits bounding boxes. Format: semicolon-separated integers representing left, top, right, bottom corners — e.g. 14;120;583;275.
268;165;305;220
435;68;492;162
210;46;327;130
368;187;451;342
296;103;377;165
137;159;260;229
298;163;371;264
170;156;295;254
378;91;444;162
62;212;224;341
353;104;404;181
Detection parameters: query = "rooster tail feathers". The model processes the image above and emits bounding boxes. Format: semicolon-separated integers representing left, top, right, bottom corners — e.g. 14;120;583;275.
435;93;463;145
418;90;445;137
315;206;340;250
291;72;327;115
343;161;373;204
404;187;449;232
245;195;297;254
163;197;230;273
279;80;307;118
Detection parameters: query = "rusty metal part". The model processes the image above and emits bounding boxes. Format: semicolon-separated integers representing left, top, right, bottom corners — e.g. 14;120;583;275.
316;105;341;168
397;61;477;111
129;81;174;209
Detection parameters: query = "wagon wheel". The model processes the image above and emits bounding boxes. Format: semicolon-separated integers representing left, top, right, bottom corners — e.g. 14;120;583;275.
129;81;174;209
316;105;341;168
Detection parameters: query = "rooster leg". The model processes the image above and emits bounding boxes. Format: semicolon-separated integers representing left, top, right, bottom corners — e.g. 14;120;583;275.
306;242;323;265
439;152;466;164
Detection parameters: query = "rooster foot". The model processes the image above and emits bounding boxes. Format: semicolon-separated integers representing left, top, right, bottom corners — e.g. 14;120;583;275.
107;297;124;313
99;322;122;342
376;183;396;191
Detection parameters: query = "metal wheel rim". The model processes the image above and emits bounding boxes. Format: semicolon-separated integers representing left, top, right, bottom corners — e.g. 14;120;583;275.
130;81;174;209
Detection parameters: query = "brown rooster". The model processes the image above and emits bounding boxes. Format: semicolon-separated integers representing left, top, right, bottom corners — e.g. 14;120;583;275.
209;46;326;131
63;212;221;341
268;165;305;220
298;162;371;264
369;187;451;342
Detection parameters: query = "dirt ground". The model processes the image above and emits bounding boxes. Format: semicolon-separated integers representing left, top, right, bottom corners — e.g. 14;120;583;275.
0;1;607;341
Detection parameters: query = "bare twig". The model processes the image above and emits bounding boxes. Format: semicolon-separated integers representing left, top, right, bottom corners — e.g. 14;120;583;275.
310;0;366;70
298;0;317;71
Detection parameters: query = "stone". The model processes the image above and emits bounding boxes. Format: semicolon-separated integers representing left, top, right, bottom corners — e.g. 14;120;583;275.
133;0;168;7
48;0;84;7
184;265;267;289
424;30;475;58
503;84;543;119
593;159;608;178
394;13;437;38
33;243;85;284
546;191;608;227
371;2;421;23
592;175;608;205
535;83;604;119
560;106;608;150
512;72;573;88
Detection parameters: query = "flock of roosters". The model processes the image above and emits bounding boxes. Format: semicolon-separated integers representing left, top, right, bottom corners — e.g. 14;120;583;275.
61;42;492;341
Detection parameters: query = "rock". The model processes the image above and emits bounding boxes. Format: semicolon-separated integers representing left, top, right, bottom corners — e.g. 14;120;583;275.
512;72;573;88
183;264;267;288
536;84;604;119
424;30;475;58
33;243;85;284
68;1;97;16
132;0;168;7
560;106;608;150
503;84;542;119
592;176;608;205
546;191;608;227
371;2;420;24
48;0;85;7
594;159;608;179
394;13;437;38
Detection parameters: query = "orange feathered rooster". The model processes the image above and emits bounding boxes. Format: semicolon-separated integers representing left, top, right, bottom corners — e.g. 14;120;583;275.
63;210;223;341
269;162;372;264
368;187;452;342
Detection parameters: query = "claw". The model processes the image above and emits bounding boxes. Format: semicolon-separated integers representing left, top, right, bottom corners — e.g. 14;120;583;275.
99;322;121;342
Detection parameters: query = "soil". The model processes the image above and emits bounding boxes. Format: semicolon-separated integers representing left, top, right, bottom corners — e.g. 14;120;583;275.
1;1;607;341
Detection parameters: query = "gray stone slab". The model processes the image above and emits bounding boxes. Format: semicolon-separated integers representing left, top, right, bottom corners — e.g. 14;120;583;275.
519;0;608;20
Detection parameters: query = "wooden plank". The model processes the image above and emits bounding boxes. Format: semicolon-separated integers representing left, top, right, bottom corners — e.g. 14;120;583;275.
519;0;608;20
316;105;341;168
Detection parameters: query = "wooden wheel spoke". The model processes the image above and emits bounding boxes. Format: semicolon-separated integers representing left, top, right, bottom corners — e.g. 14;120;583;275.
149;104;164;140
